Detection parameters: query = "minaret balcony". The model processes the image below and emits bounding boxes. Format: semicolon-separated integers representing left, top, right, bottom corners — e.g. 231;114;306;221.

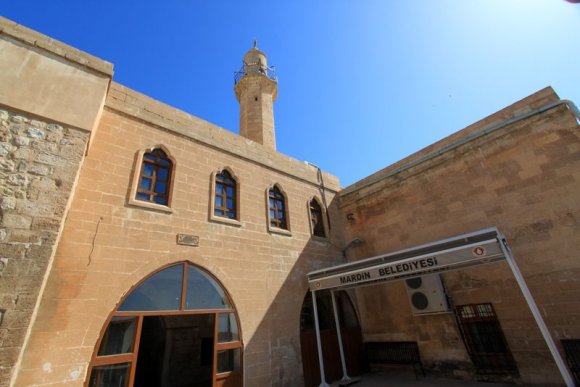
234;63;277;85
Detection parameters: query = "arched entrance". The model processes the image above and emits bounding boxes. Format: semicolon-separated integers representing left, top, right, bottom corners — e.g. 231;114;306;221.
86;262;242;387
299;290;363;387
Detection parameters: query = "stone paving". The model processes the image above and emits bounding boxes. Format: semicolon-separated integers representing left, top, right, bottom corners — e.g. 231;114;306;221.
330;369;520;387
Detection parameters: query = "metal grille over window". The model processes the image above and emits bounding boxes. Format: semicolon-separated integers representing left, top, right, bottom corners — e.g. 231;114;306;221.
214;170;237;219
136;149;172;205
269;186;287;229
456;303;518;375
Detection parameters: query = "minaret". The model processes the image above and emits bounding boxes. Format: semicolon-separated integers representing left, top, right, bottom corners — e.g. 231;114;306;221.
234;41;278;150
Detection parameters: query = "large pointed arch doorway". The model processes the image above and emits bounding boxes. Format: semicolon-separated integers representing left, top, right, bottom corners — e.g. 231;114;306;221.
86;262;242;387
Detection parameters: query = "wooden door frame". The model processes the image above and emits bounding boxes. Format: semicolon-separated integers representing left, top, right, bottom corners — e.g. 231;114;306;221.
85;261;243;387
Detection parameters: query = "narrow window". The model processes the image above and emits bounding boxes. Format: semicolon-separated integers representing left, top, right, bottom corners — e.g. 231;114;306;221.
309;199;326;238
135;149;172;206
214;170;237;219
456;303;518;375
269;186;287;230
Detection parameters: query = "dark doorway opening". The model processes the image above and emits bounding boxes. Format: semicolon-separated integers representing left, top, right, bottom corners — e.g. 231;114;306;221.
300;290;364;387
87;262;243;387
135;315;215;387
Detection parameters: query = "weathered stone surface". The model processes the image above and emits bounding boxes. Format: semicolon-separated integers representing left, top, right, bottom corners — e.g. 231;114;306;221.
34;153;65;166
29;120;46;129
1;214;32;229
28;165;51;176
16;200;54;217
46;124;63;132
16;162;27;173
31;140;57;153
45;131;62;143
0;143;12;157
0;244;26;259
0;126;10;142
0;107;89;387
9;123;24;134
12;148;34;160
30;217;60;231
7;230;41;245
0;159;15;172
7;174;28;187
11;116;28;124
13;136;30;147
0;197;16;211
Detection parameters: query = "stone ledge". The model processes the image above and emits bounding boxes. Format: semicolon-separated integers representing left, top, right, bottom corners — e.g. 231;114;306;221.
340;87;564;198
0;16;113;77
105;82;341;192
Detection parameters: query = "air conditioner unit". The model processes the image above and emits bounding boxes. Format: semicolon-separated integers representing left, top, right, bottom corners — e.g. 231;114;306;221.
404;274;450;315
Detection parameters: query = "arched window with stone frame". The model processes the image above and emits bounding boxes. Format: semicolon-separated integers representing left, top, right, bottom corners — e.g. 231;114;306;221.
266;184;291;235
129;145;175;213
209;167;241;226
308;197;326;238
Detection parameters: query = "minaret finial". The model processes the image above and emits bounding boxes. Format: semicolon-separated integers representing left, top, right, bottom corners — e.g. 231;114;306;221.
253;39;258;49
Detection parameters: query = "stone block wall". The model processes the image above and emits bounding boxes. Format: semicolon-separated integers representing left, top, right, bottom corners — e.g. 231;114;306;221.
13;85;343;386
338;91;580;385
0;108;89;386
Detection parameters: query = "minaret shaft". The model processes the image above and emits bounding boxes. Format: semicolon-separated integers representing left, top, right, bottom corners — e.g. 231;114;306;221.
234;44;278;150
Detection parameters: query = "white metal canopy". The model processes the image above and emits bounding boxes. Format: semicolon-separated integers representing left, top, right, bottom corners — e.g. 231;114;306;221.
306;228;574;387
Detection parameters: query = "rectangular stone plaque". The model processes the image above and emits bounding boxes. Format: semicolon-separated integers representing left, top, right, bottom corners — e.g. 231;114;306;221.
177;233;199;247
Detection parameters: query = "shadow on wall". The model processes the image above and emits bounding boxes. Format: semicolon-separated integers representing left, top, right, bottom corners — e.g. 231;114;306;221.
241;196;355;387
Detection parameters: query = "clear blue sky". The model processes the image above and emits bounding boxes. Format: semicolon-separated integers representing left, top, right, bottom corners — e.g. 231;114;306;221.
3;1;579;186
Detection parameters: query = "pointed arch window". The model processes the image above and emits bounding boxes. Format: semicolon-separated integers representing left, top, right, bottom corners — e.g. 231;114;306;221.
210;169;241;226
214;170;237;219
129;146;175;213
268;185;289;232
87;262;243;387
136;149;172;205
309;198;326;238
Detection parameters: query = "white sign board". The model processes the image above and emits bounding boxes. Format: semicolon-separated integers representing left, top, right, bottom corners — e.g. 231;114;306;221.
309;239;503;291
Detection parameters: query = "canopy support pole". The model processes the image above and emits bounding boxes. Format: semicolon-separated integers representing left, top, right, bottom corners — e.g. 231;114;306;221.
500;238;575;387
312;291;330;387
331;290;352;383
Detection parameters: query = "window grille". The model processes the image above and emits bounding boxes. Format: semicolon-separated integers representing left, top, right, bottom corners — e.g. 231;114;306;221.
456;303;518;375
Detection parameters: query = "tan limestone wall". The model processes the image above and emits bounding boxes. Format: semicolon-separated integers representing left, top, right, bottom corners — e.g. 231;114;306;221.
106;82;337;190
15;104;343;386
0;17;112;133
338;100;579;385
0;18;112;387
0;108;89;386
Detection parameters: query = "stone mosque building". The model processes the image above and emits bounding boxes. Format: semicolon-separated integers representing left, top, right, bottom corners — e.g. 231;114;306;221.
0;16;579;387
